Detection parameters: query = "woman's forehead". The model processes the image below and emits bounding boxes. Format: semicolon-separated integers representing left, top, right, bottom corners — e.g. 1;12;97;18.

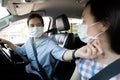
29;18;42;23
82;5;95;23
82;5;91;18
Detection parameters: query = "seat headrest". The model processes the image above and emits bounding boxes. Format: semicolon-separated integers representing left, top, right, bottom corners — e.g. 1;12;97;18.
55;14;70;31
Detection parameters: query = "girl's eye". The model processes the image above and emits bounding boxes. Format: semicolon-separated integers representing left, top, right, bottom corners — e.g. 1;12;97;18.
29;24;34;27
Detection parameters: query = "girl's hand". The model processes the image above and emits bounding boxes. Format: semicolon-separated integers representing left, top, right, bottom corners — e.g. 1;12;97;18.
75;39;103;59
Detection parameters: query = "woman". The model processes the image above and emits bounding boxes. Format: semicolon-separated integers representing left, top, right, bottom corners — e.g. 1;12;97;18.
0;13;102;80
70;0;120;80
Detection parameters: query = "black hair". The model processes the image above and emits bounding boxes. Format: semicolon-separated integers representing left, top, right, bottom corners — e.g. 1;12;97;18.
86;0;120;54
27;13;44;26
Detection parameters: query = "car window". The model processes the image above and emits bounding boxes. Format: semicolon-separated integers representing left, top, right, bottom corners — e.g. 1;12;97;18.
68;18;82;35
0;3;10;19
0;17;51;44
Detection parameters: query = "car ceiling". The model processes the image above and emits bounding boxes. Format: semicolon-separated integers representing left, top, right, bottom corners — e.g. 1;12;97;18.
2;0;88;18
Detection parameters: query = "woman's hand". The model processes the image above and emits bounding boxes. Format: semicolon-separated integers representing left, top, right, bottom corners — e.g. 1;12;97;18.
75;39;103;59
0;38;8;44
0;38;16;50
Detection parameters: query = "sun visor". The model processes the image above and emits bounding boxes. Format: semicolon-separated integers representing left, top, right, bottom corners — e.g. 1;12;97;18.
4;0;47;16
2;0;48;7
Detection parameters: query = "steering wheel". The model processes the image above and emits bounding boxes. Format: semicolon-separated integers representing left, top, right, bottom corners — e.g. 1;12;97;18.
0;42;30;65
0;43;43;80
0;43;14;64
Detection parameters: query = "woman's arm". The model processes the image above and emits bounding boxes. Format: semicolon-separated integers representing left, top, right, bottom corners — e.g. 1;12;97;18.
63;40;103;61
0;38;27;55
70;66;81;80
62;45;94;61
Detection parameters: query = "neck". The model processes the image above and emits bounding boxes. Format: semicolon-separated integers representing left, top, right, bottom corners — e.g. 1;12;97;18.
33;35;43;43
95;34;120;65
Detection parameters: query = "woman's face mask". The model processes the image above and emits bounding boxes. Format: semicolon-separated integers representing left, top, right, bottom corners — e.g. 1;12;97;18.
77;22;104;43
28;27;44;38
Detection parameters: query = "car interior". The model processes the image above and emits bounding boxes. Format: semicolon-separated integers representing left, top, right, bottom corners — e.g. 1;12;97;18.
0;0;97;80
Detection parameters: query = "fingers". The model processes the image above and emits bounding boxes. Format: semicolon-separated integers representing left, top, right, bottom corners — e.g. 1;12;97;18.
87;43;97;59
86;43;92;55
0;38;6;43
0;38;3;43
76;39;103;59
92;39;103;54
86;39;103;59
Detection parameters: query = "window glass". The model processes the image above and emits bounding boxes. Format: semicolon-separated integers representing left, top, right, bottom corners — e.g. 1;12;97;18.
68;18;83;35
0;3;10;19
0;17;50;44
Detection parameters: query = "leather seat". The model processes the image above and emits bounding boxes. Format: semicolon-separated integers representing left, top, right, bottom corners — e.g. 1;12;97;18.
49;14;76;80
50;14;75;49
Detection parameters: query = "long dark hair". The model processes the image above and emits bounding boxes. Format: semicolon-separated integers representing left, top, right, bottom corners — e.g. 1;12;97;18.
86;0;120;54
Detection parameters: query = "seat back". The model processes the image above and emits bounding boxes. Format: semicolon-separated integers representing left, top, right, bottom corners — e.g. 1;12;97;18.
50;14;75;49
50;14;76;80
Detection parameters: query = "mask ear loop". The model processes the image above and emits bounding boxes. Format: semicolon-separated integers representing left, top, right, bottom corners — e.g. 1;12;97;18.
94;31;104;39
88;22;105;39
89;22;100;27
94;21;109;39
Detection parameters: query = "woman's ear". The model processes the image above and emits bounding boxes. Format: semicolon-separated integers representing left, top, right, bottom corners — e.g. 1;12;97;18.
101;20;110;32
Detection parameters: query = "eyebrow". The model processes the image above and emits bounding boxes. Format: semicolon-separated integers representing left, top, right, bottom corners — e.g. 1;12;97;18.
37;23;42;25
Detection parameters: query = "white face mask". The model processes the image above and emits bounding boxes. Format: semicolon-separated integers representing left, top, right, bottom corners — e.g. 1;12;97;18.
28;27;44;38
77;22;104;43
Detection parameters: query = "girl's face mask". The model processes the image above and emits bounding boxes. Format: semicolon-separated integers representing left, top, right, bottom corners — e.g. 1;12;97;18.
28;27;44;38
77;22;104;43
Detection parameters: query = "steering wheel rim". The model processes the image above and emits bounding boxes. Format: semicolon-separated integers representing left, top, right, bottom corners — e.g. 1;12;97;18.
0;43;14;64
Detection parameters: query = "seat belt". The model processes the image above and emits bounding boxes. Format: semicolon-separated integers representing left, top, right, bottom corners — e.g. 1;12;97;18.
31;38;49;80
90;58;120;80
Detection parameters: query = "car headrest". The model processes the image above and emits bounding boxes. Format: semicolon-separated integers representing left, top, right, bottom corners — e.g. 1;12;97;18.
55;14;70;31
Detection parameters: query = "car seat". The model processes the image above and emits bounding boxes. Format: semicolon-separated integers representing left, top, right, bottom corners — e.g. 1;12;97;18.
50;14;75;49
49;14;75;80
